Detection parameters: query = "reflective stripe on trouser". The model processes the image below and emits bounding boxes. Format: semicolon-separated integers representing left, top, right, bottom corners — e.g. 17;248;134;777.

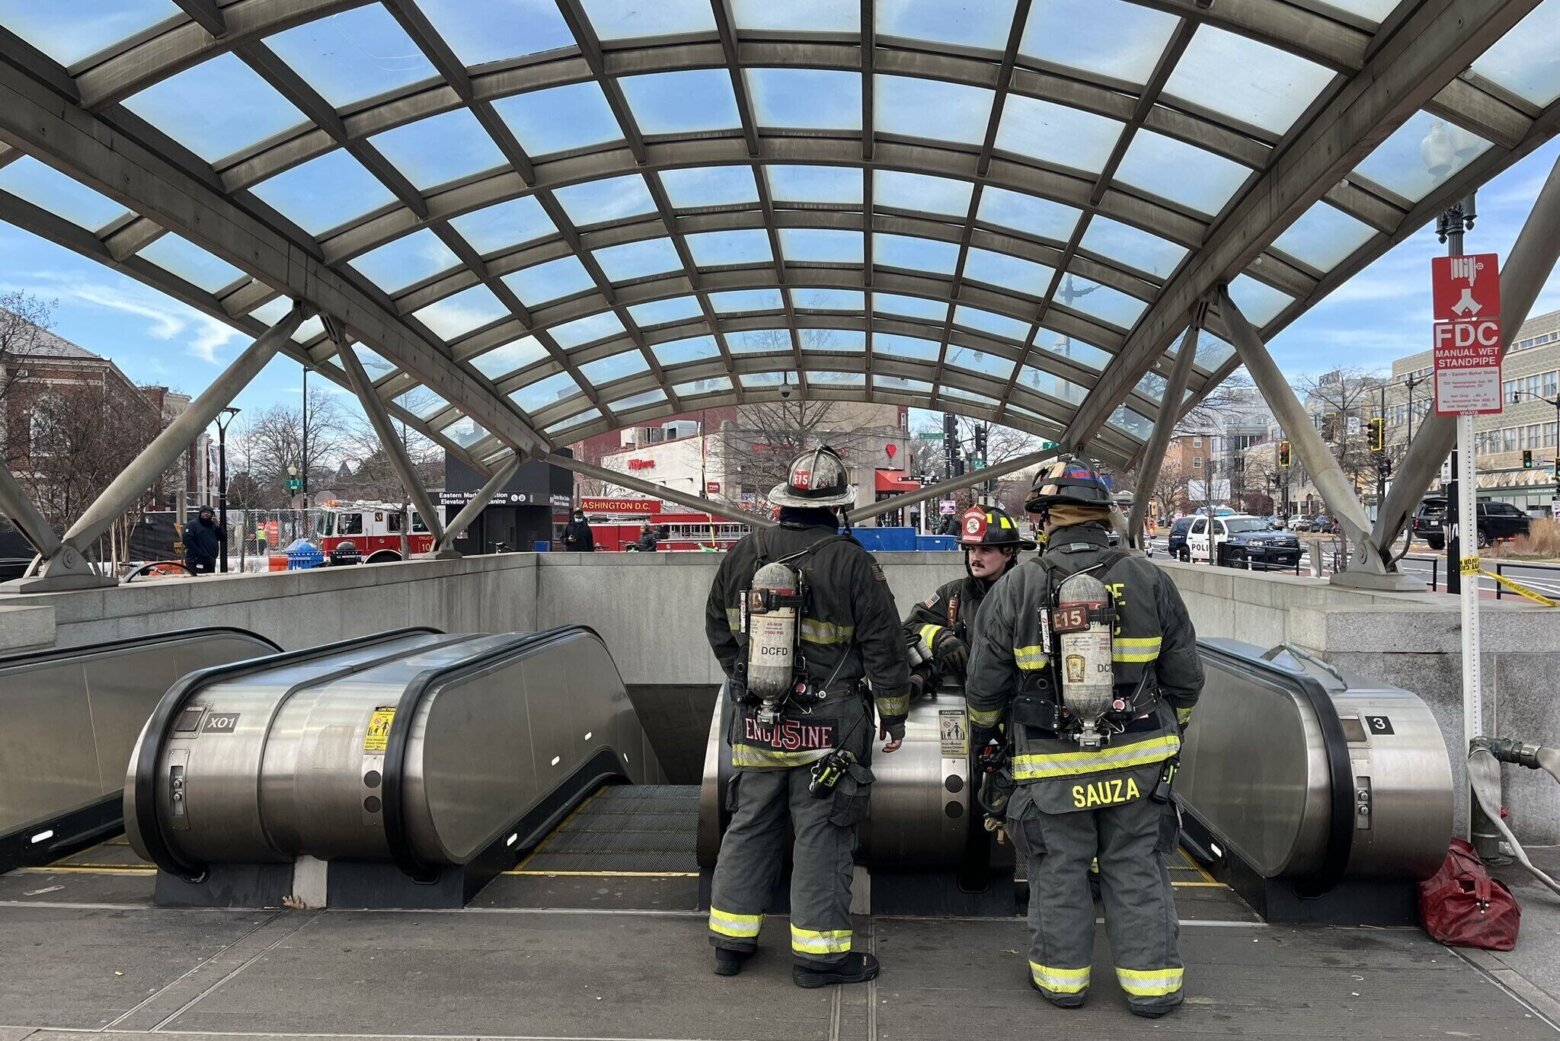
1010;787;1182;1009
1030;962;1090;994
708;763;859;965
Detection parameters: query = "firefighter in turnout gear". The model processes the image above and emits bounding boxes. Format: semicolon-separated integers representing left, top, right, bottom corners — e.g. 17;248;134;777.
965;457;1202;1017
704;445;911;988
903;505;1034;700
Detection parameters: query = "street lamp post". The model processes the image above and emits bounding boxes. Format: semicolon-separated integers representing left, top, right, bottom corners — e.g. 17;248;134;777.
1507;389;1560;503
214;406;240;574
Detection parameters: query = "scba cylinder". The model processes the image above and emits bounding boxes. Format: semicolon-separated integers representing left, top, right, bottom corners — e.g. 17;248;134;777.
1056;570;1114;723
746;561;799;702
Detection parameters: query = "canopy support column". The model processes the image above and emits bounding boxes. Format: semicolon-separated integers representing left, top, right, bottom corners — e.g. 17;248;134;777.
331;320;447;554
1127;317;1202;549
437;455;521;553
1373;154;1560;552
1219;287;1417;591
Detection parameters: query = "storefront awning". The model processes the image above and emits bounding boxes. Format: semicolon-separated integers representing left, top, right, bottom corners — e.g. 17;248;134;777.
875;470;922;494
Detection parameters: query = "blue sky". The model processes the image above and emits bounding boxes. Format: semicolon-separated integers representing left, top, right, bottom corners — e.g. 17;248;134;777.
0;141;1555;435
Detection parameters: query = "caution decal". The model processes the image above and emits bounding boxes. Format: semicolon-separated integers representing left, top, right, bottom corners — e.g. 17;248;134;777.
364;706;396;753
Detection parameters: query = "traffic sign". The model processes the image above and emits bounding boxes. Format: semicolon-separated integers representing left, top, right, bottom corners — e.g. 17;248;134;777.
971;459;987;469
1432;254;1500;321
285;478;302;492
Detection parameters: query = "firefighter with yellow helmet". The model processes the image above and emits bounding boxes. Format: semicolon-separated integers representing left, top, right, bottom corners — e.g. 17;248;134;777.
965;456;1203;1017
704;445;910;987
903;504;1035;699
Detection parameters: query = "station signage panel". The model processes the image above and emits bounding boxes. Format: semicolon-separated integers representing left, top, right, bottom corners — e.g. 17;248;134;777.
1432;254;1502;416
580;497;662;513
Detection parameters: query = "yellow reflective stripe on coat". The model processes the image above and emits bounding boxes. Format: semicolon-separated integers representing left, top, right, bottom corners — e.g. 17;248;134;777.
709;907;762;939
731;745;831;768
967;704;1003;728
918;623;944;650
725;607;742;632
877;694;910;718
1112;636;1162;663
1031;962;1090;994
1014;644;1049;670
1011;733;1181;780
1116;965;1184;997
800;618;854;645
791;924;852;955
1175;706;1194;726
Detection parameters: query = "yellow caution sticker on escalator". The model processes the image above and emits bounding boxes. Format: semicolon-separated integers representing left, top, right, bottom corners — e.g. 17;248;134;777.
364;706;396;752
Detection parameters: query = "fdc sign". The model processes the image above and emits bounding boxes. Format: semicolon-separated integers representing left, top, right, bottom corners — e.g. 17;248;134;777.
1432;253;1502;416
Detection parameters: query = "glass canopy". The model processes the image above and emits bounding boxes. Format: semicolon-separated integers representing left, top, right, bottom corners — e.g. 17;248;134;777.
0;0;1552;469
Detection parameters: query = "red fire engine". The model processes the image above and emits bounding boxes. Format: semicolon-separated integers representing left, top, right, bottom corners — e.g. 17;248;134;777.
318;501;434;563
578;497;752;552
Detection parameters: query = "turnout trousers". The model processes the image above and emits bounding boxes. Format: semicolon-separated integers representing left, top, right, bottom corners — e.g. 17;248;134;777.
707;761;870;967
1007;781;1184;1012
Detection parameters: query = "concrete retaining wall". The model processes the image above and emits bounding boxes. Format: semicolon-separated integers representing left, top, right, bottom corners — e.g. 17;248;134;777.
1165;559;1560;843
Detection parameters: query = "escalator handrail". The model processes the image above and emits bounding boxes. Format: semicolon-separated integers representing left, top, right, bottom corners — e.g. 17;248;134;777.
0;626;281;670
1195;640;1356;897
132;627;444;881
381;625;613;883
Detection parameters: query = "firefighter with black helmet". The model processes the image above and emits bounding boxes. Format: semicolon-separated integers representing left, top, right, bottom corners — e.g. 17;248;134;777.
903;504;1034;700
965;456;1203;1017
704;445;910;988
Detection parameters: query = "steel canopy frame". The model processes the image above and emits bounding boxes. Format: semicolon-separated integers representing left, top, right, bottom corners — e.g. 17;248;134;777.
0;0;1551;523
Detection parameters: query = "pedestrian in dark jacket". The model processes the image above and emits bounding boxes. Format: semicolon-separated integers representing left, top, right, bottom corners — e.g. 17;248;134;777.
561;509;595;552
183;505;223;574
629;522;659;552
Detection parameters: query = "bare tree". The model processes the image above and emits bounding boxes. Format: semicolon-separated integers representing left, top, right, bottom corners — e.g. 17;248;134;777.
722;399;887;505
16;378;162;559
338;387;444;502
1294;367;1386;493
0;293;56;410
231;387;351;508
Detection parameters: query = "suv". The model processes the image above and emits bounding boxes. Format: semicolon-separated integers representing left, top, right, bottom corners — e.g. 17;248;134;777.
1413;497;1530;550
1186;514;1303;570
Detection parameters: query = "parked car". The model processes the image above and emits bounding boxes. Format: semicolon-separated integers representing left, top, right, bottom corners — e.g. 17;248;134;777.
1265;514;1287;530
1186;514;1303;570
1166;516;1195;561
1288;516;1311;532
1413;497;1530;550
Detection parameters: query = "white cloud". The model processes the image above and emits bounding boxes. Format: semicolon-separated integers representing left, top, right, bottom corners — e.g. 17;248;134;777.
10;269;240;363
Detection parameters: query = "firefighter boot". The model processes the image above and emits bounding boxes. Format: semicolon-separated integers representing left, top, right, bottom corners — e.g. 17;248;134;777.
793;952;881;988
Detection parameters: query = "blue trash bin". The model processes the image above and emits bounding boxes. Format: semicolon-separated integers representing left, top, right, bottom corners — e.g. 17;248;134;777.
534;540;551;552
286;544;324;570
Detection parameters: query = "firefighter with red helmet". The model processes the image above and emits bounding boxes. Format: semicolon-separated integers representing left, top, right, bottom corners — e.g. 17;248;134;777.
903;504;1034;700
965;456;1203;1017
704;445;910;988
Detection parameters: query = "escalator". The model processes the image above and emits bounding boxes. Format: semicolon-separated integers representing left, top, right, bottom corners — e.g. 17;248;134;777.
0;627;281;873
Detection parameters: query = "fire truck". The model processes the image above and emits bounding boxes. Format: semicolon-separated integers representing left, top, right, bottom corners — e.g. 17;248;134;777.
318;501;434;563
578;497;751;552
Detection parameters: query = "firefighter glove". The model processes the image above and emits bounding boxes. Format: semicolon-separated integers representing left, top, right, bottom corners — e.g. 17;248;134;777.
933;632;968;672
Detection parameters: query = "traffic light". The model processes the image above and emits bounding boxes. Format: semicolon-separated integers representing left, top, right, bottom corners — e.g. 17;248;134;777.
1277;440;1291;468
1369;416;1385;452
1321;413;1338;441
1380;457;1393;478
973;423;987;459
1523;449;1534;469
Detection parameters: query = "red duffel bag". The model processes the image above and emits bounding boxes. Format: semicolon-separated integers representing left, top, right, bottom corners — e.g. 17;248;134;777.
1419;837;1520;950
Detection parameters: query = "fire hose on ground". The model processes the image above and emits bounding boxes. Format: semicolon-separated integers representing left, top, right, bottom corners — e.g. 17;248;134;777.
1468;737;1560;898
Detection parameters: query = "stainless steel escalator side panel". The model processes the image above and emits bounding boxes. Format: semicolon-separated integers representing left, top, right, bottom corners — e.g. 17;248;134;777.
1330;689;1453;879
696;690;971;869
1;629;277;839
403;629;663;866
1177;659;1331;879
259;634;511;862
127;632;453;867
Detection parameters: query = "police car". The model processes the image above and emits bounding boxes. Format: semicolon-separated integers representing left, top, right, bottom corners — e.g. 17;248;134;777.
1185;513;1302;570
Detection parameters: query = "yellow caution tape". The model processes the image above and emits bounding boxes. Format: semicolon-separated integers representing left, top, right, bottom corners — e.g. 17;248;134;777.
1480;568;1558;607
1460;555;1482;575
